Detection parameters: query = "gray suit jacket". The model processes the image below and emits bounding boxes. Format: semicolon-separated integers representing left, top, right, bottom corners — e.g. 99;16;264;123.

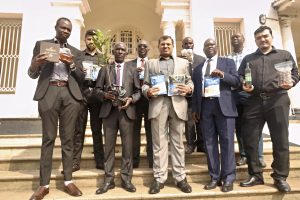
142;57;194;121
28;39;84;101
94;62;141;120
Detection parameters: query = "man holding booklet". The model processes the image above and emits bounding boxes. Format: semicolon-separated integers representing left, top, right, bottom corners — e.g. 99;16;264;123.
142;35;193;194
192;38;240;193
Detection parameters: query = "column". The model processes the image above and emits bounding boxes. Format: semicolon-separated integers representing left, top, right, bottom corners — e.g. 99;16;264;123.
279;15;300;113
162;21;177;57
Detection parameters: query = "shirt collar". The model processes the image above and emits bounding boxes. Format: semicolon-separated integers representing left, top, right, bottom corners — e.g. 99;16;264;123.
206;55;218;62
138;57;148;62
159;55;174;61
54;37;68;48
255;46;277;55
115;62;125;68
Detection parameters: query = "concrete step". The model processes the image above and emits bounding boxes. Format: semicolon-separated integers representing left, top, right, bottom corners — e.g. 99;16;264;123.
1;145;299;171
1;179;300;200
0;160;299;191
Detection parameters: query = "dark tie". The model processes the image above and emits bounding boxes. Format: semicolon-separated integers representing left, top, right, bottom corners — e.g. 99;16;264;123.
205;59;212;77
140;58;145;85
116;64;121;85
141;58;145;68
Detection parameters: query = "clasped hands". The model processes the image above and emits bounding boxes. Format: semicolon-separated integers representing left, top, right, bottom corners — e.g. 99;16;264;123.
104;91;132;109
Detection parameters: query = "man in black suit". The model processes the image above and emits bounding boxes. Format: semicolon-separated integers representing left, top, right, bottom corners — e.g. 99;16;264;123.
129;40;153;168
28;17;84;200
181;37;206;154
94;42;141;194
72;29;104;172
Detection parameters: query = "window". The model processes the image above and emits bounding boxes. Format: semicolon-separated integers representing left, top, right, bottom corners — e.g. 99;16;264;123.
0;18;22;94
214;22;240;56
110;26;143;57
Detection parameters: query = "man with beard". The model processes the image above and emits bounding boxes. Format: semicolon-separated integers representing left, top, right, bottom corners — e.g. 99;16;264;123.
28;17;84;200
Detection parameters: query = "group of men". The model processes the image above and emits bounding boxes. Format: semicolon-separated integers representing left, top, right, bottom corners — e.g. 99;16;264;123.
28;17;298;200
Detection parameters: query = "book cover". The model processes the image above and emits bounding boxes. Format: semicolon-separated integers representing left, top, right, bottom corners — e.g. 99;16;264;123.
40;41;60;63
203;77;220;97
150;74;167;95
91;64;102;81
168;74;186;96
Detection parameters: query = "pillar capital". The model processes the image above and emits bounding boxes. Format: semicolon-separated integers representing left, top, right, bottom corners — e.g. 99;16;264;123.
279;15;296;27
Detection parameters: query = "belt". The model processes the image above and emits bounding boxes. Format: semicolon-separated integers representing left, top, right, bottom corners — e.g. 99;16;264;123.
254;90;287;99
202;97;218;100
49;80;68;87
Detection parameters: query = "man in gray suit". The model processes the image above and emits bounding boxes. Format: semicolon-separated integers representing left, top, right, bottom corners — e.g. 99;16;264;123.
94;42;141;194
28;17;84;200
142;35;193;194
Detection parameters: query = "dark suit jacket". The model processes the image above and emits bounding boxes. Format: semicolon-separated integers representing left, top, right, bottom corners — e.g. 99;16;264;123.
192;57;240;117
28;39;84;101
192;53;206;71
94;61;141;120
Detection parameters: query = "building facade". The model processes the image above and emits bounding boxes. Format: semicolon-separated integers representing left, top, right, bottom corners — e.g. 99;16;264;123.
0;0;299;119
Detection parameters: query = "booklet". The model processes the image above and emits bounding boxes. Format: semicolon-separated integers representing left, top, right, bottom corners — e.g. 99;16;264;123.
168;74;186;96
150;74;167;95
40;41;60;63
203;77;220;97
91;64;101;81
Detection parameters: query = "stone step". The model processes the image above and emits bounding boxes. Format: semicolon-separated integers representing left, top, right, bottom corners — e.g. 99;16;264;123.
1;145;299;171
0;160;299;191
1;178;300;200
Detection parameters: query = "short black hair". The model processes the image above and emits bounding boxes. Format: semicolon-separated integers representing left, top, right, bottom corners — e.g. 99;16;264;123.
254;26;273;37
85;29;97;38
158;35;174;45
55;17;71;27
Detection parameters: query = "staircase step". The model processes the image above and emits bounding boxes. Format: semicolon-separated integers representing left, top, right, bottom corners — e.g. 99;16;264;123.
0;160;299;191
0;177;299;200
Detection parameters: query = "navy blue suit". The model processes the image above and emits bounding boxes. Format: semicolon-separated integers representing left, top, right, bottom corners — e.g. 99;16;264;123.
192;57;240;183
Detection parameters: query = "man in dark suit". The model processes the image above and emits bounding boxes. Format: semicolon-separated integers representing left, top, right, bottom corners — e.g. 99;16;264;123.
28;17;84;200
180;37;206;154
94;42;141;194
129;40;153;168
72;29;104;172
192;38;240;193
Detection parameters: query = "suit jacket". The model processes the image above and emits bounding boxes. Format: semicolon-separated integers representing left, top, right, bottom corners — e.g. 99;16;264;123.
142;57;194;121
192;53;206;71
28;39;84;101
192;57;240;117
94;61;141;120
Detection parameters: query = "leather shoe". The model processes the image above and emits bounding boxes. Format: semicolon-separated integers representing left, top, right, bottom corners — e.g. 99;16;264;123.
96;181;115;194
221;182;233;192
185;145;195;154
176;178;192;193
29;186;49;200
149;180;164;194
274;179;291;193
204;180;222;190
133;163;139;169
61;164;80;174
236;157;247;166
96;164;104;170
259;159;266;168
64;183;82;197
240;176;264;187
121;180;136;192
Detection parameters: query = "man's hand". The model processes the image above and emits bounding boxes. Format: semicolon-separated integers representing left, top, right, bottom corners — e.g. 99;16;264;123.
120;97;133;109
280;82;293;90
30;53;49;71
192;112;200;123
104;91;115;100
137;67;144;72
59;53;74;65
211;69;224;78
242;81;254;92
147;87;160;98
176;84;192;96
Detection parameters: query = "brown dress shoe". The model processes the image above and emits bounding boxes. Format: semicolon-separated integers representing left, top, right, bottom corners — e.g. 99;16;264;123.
64;183;82;197
29;186;49;200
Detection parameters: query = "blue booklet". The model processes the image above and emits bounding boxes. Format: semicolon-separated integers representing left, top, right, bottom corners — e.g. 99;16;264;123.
168;74;186;96
203;77;220;97
150;75;167;95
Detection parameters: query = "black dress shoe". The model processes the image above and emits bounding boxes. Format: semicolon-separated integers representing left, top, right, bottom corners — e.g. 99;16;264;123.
133;163;139;169
236;157;247;166
196;146;206;153
185;145;195;154
204;180;222;190
177;178;192;193
149;180;164;194
259;159;266;168
121;181;136;192
95;181;115;194
96;164;104;170
61;164;80;174
274;179;291;193
221;182;233;192
240;176;264;187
